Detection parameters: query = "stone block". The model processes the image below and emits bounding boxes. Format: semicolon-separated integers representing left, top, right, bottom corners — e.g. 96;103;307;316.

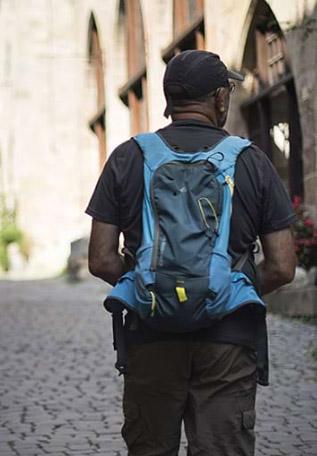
67;237;89;282
266;286;317;317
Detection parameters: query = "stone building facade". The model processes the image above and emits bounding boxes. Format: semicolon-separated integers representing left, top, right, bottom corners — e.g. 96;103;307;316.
0;0;316;277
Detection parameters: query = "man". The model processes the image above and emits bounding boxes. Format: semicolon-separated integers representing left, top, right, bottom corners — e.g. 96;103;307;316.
86;50;296;456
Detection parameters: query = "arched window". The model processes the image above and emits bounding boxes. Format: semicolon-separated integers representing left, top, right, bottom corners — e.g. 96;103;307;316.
241;0;303;198
118;0;148;135
162;0;205;63
88;13;106;169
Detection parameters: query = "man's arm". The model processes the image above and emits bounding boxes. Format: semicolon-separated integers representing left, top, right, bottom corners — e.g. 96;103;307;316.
88;219;127;286
257;228;296;296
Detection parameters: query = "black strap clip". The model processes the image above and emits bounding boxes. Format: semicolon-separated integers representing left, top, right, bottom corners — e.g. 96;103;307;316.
104;298;127;376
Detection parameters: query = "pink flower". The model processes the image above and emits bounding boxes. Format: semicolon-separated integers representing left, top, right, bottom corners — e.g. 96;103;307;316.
304;218;314;228
296;238;317;246
292;196;302;209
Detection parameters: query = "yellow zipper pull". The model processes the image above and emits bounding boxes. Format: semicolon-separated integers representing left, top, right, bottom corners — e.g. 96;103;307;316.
225;175;235;195
176;286;188;303
149;291;156;317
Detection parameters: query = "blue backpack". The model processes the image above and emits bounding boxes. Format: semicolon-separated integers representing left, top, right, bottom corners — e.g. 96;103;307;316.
105;133;264;333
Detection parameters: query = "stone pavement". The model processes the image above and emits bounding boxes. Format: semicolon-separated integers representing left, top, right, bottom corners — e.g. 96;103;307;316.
0;278;316;456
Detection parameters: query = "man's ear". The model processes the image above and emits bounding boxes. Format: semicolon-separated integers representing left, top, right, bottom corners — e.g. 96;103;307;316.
215;87;229;127
215;87;228;113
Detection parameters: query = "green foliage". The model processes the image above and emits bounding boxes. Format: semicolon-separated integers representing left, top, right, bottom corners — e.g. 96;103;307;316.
0;241;9;272
1;222;22;244
0;199;27;272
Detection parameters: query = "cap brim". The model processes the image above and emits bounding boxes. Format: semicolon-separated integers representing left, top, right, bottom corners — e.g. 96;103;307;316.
227;70;244;81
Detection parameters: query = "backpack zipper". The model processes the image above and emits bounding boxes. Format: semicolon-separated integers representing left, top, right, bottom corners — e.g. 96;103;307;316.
197;197;219;231
150;178;160;271
225;175;234;195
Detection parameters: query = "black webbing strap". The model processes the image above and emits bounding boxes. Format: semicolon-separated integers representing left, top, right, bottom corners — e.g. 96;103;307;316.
233;241;261;273
256;311;269;386
104;298;127;375
233;249;250;272
112;311;127;375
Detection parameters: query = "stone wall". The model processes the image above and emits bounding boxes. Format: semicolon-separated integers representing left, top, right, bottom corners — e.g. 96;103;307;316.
285;6;317;218
0;0;128;278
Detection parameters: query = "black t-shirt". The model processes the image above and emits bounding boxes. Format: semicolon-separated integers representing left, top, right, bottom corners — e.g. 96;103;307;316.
86;120;295;348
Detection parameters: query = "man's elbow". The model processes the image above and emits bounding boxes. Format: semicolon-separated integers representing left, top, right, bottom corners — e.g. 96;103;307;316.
88;258;110;280
88;260;99;277
276;258;296;286
278;266;296;285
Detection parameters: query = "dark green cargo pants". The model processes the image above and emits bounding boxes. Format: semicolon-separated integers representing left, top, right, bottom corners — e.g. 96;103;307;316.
122;341;257;456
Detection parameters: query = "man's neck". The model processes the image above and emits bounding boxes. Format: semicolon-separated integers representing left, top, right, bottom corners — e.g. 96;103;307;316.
171;112;217;127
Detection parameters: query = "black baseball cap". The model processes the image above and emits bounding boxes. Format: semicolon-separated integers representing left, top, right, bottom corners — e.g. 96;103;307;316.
163;50;244;117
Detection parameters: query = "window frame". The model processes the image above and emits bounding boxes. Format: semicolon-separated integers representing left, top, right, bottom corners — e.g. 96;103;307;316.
87;14;106;168
118;0;148;135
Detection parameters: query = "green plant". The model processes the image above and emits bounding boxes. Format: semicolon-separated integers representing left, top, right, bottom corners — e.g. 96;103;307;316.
292;196;317;270
0;201;28;272
0;241;9;272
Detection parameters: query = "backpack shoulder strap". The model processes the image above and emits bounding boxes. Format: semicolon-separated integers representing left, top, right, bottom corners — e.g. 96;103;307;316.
210;136;252;178
134;133;252;176
134;132;174;171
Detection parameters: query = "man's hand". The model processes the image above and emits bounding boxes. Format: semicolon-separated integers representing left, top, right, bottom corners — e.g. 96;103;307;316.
88;219;126;286
257;228;296;296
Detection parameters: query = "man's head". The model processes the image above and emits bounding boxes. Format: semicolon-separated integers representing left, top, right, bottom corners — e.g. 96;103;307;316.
163;50;244;127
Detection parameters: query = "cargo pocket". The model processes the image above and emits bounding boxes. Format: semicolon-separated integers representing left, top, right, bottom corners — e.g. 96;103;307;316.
236;388;256;430
235;390;256;455
121;402;145;451
242;409;256;430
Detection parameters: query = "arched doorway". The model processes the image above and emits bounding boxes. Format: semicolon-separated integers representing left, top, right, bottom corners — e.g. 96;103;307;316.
87;13;106;169
162;0;205;63
241;0;303;199
118;0;148;135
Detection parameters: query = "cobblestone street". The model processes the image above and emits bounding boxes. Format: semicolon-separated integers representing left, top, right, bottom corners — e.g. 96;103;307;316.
0;278;316;455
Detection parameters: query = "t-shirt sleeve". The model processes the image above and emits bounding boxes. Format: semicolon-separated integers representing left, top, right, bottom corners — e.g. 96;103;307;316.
259;151;296;234
85;144;124;225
